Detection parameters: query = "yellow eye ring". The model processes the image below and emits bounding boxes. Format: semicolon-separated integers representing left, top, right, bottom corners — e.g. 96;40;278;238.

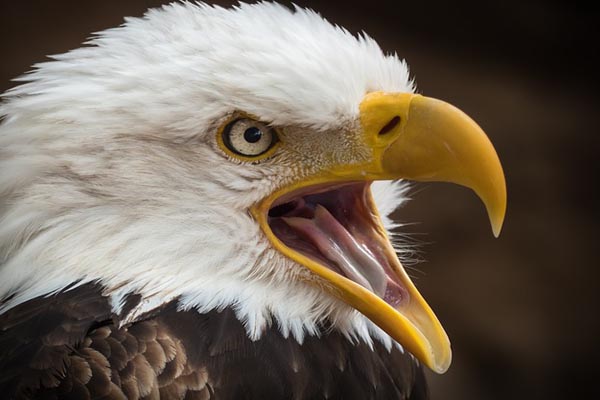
216;115;280;162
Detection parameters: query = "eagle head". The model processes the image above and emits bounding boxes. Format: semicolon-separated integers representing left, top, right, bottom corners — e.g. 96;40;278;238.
0;2;505;374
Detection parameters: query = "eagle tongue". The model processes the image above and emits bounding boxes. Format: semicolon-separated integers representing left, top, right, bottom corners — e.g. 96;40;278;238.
282;205;388;297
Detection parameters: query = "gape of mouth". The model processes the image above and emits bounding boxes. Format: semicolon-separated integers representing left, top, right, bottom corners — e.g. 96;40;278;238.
268;182;408;308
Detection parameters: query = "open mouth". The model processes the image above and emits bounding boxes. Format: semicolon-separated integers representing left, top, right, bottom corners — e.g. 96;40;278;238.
267;182;409;308
249;92;504;373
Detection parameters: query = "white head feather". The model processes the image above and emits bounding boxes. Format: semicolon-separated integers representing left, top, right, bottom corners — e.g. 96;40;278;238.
0;2;414;347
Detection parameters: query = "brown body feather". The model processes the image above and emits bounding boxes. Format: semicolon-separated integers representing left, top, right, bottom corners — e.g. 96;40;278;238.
0;284;427;399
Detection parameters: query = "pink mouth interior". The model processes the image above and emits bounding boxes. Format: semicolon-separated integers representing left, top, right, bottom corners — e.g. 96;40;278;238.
268;183;409;308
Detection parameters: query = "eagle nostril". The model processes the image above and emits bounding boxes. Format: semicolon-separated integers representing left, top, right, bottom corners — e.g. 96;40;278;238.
378;116;401;136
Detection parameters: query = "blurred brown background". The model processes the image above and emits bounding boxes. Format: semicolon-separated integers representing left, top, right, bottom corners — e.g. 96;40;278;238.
1;1;597;398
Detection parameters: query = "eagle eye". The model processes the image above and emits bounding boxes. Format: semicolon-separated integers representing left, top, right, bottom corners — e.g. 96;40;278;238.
221;118;279;159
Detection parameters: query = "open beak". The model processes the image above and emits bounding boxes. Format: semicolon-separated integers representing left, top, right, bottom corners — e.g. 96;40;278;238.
251;92;506;374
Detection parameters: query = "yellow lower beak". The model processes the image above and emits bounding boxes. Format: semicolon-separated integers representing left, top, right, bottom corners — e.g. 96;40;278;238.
252;92;506;374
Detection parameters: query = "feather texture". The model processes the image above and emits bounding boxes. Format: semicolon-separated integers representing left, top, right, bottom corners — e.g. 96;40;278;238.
0;283;427;399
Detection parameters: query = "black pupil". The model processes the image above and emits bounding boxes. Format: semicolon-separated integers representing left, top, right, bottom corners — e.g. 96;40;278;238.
244;127;263;143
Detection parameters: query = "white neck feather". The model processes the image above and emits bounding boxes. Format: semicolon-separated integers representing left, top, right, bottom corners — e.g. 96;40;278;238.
0;2;415;350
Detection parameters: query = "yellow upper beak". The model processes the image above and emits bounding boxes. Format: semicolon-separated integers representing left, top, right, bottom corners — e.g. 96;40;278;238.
252;91;506;374
360;92;506;236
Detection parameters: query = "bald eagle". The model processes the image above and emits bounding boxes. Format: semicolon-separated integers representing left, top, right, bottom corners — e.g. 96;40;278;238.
0;2;506;399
